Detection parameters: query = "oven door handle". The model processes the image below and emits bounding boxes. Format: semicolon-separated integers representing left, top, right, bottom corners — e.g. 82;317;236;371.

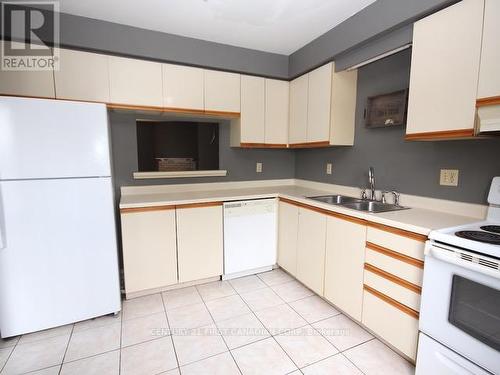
435;352;480;375
429;247;500;280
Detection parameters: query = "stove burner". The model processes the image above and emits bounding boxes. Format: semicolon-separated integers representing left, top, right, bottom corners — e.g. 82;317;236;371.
455;231;500;245
481;225;500;234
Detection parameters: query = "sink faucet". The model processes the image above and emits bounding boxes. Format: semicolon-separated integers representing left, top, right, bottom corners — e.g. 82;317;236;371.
368;167;376;200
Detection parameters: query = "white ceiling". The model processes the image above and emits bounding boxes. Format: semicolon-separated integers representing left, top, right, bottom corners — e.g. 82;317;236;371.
59;0;376;55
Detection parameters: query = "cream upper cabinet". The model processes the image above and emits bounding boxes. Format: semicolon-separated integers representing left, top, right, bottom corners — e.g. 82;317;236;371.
296;207;327;295
0;41;55;98
239;75;265;144
265;79;289;145
54;49;110;102
120;208;178;296
307;63;332;143
330;69;358;145
204;70;240;113
108;56;163;107
477;0;500;100
162;64;204;110
406;0;484;138
324;216;366;321
277;201;299;276
288;74;309;144
176;204;224;283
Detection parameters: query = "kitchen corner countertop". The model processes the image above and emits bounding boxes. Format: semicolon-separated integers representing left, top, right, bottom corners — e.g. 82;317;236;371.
119;184;480;236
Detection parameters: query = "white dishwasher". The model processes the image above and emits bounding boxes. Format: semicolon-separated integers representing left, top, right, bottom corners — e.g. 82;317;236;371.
223;198;277;280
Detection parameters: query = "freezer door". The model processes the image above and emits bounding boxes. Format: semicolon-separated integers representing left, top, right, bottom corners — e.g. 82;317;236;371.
0;178;121;337
0;96;111;180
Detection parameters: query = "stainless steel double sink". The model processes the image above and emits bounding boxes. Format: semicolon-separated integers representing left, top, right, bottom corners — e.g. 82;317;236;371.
308;195;409;213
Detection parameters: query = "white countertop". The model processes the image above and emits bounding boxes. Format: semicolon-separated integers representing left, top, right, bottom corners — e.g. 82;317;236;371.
120;182;480;236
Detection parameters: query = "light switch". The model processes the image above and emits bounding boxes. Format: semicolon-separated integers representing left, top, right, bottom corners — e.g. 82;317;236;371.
256;162;263;173
440;169;459;186
326;163;332;175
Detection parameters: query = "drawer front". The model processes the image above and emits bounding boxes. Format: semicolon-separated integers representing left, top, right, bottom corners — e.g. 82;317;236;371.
362;289;419;360
364;266;421;311
367;226;425;261
365;248;423;286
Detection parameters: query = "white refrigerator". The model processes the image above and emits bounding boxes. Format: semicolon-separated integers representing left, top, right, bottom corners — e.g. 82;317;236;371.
0;96;121;338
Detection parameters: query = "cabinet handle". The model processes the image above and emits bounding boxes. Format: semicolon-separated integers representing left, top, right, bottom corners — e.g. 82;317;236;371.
364;284;419;319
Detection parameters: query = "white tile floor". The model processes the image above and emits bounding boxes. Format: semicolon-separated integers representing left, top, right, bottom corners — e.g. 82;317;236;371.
0;269;415;375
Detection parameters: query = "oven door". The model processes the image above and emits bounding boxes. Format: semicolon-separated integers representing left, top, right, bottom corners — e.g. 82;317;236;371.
419;242;500;374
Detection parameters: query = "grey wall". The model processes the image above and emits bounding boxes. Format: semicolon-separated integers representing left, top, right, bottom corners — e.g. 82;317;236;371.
2;0;457;80
1;5;289;79
109;112;296;197
288;0;458;78
295;50;500;205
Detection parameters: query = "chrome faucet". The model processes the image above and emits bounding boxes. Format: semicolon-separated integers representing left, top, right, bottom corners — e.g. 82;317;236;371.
368;167;376;200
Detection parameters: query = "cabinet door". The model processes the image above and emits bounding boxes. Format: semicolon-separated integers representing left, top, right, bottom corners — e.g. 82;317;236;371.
121;209;178;295
330;69;357;146
162;64;204;110
406;0;484;137
0;41;55;98
477;0;500;100
240;75;265;143
204;70;240;113
324;217;366;321
277;201;299;276
362;290;419;360
288;74;308;144
176;204;224;283
296;207;327;295
54;49;110;102
265;79;289;145
307;63;332;143
108;56;163;107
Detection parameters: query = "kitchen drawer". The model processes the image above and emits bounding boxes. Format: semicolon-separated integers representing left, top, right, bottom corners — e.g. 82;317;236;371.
367;226;425;261
362;288;419;360
365;247;423;286
364;265;421;311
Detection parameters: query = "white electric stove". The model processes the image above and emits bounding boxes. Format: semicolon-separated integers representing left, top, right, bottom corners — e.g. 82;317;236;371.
416;177;500;375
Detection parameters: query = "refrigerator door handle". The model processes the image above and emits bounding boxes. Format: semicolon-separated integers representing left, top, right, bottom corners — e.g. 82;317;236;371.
0;223;4;249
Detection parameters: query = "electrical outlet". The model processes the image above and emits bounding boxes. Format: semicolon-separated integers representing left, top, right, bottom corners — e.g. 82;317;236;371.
326;163;332;175
256;162;263;173
440;169;459;186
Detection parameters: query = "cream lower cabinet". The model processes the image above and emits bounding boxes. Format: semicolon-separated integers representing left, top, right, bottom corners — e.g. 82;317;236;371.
362;289;419;360
296;207;327;295
176;203;224;283
121;208;178;296
324;216;366;321
277;201;299;276
362;226;426;361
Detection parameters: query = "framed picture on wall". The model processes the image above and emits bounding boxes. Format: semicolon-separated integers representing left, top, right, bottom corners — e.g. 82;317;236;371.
364;89;408;128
